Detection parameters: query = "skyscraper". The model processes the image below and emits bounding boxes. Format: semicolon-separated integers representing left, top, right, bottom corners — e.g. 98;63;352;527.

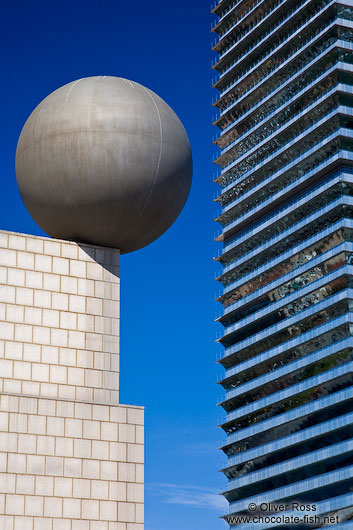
212;1;353;527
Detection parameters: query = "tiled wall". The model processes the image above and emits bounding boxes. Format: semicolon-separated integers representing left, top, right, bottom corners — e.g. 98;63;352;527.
0;231;120;405
0;395;144;530
0;231;144;529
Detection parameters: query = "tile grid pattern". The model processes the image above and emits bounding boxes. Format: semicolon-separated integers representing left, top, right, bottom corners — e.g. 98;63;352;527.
0;230;120;405
0;231;144;529
0;394;144;529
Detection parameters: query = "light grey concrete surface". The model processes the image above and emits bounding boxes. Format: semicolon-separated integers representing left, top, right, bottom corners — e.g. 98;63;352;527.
16;76;192;253
0;230;144;529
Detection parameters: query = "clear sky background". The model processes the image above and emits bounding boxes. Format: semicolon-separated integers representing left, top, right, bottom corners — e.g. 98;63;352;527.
0;1;227;529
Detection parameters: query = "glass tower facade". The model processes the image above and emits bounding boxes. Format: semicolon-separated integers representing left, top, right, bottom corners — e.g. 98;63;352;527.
212;0;353;528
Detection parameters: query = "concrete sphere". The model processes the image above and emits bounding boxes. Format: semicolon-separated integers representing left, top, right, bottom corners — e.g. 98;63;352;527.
16;76;192;253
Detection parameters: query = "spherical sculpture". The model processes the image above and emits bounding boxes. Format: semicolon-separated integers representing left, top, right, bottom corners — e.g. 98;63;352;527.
16;76;192;253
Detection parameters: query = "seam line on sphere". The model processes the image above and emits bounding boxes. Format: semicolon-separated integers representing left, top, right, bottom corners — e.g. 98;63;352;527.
64;79;82;104
132;87;163;226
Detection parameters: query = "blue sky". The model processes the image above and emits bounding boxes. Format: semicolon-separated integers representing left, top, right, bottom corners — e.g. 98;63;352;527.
0;1;227;528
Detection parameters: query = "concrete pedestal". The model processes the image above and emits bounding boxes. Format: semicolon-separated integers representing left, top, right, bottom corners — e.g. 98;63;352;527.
0;231;143;530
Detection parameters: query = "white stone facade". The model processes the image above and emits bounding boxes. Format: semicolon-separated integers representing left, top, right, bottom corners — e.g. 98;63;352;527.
0;231;144;529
